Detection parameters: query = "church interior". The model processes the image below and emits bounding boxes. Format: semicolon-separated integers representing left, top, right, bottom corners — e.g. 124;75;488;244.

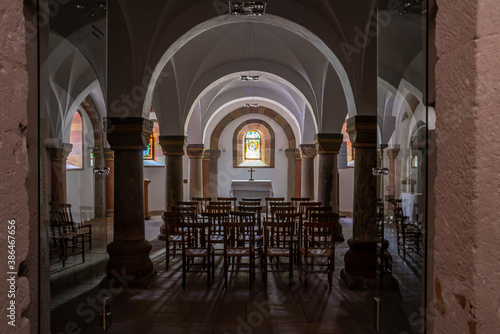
2;0;500;333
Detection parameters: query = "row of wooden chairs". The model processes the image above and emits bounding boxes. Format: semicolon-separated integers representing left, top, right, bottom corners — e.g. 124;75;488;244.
162;202;339;290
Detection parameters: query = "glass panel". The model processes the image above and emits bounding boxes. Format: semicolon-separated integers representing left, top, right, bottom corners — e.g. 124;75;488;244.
377;0;428;332
39;2;108;332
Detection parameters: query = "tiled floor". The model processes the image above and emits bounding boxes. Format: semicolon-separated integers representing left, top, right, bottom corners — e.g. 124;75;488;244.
50;217;425;334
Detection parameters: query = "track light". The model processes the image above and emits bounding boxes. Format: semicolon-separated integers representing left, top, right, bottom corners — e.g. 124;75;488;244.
230;2;267;16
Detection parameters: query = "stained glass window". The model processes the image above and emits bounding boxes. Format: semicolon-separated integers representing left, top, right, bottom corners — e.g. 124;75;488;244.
67;111;83;168
143;134;154;159
245;131;261;160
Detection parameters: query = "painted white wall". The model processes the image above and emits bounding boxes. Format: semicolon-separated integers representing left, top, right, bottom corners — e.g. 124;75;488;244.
339;168;354;214
144;166;166;212
216;114;290;198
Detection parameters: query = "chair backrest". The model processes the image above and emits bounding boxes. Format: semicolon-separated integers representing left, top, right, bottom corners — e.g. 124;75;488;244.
265;197;285;213
177;201;199;217
239;200;261;207
309;212;339;224
305;206;333;221
223;215;254;248
179;221;211;249
290;197;310;211
269;202;293;222
298;202;321;218
241;197;261;206
201;211;230;235
207;204;231;214
161;211;184;235
217;197;237;211
59;203;74;226
263;216;296;248
50;210;65;238
171;206;197;223
192;197;212;214
303;220;336;250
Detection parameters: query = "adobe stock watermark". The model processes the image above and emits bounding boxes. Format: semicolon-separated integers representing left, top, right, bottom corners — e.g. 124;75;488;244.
225;271;329;334
340;0;408;64
53;268;133;334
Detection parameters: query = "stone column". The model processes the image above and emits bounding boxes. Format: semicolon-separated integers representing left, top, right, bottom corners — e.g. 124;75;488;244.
315;133;344;211
48;143;72;210
299;144;317;200
104;148;115;217
202;149;210;197
285;149;298;200
93;148;107;218
315;133;344;241
386;147;400;200
159;136;187;211
208;149;221;199
346;116;378;239
341;116;378;288
105;117;156;286
186;144;204;199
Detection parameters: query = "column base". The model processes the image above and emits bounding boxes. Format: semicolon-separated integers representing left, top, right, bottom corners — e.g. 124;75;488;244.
106;209;114;217
106;240;157;288
335;222;345;242
158;223;166;241
340;269;377;289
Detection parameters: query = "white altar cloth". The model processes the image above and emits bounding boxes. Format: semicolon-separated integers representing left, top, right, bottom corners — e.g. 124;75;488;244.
229;180;274;203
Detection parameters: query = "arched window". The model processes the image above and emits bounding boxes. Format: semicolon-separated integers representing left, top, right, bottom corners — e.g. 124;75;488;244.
67;111;83;169
245;131;261;160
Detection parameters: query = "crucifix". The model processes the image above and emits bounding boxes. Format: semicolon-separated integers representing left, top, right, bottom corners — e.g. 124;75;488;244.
248;167;255;181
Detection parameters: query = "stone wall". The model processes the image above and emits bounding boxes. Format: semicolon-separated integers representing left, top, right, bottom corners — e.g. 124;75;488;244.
431;0;500;332
0;1;35;333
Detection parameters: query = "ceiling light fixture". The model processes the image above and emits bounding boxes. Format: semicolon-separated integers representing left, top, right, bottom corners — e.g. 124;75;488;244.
230;2;267;16
245;103;260;108
240;75;261;81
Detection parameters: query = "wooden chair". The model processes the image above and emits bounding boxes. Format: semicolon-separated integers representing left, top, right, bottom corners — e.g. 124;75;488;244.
223;212;256;288
241;197;262;206
180;220;215;289
268;202;293;223
239;200;261;208
201;211;230;255
192;197;212;214
298;202;321;220
235;207;264;258
217;197;237;211
177;201;199;219
262;216;296;287
290;197;310;211
265;197;285;216
59;204;92;250
305;206;333;222
163;210;196;270
299;219;336;289
50;210;85;267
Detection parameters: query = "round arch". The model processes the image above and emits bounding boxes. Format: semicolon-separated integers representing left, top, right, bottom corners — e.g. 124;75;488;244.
209;107;296;151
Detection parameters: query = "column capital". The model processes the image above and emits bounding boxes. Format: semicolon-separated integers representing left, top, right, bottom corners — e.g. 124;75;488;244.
285;148;299;159
206;149;221;160
314;133;344;154
49;143;73;160
105;117;153;151
186;144;205;159
299;144;317;159
346;116;377;148
387;147;400;160
159;136;187;156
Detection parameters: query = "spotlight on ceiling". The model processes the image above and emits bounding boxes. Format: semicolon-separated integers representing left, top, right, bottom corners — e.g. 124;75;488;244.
240;75;261;81
230;2;267;16
73;1;106;17
245;103;260;108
